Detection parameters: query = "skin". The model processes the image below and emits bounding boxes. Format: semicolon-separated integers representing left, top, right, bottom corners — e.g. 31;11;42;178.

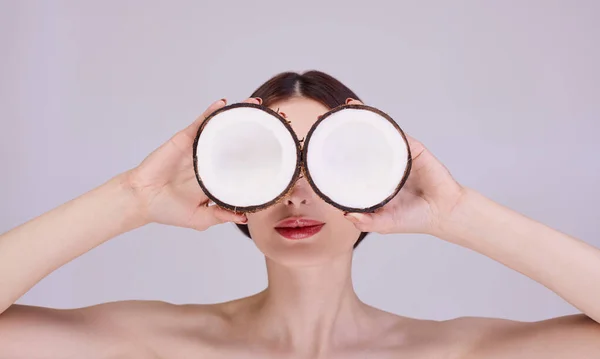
0;96;599;358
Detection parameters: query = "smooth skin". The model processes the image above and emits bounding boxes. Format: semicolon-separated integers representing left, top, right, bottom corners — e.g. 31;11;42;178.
0;96;599;358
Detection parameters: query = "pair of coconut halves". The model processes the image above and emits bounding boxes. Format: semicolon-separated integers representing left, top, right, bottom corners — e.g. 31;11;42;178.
193;101;412;215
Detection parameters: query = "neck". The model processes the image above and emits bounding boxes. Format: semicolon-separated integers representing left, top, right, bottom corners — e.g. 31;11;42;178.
251;251;372;355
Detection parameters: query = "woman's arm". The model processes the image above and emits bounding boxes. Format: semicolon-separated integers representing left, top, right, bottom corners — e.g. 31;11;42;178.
0;172;145;314
342;98;600;324
342;98;599;354
434;187;600;323
0;173;150;358
0;97;253;317
0;98;254;358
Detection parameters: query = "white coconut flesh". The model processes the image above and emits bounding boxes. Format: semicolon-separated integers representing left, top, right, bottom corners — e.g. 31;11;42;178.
306;108;409;210
195;106;298;208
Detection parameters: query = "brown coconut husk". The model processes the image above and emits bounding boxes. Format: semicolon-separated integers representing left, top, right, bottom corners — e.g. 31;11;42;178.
192;102;303;214
193;102;412;215
302;103;412;214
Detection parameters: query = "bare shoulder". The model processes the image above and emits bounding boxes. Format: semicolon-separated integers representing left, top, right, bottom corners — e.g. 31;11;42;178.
377;313;600;358
0;299;222;359
446;314;600;358
79;299;235;354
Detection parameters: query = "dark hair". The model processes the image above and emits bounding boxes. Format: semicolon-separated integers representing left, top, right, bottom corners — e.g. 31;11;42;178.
235;70;370;249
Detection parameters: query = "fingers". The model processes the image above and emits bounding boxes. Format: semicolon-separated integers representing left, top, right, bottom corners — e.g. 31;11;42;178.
404;134;426;161
345;98;364;106
244;97;262;105
184;97;261;135
178;97;263;151
183;98;228;139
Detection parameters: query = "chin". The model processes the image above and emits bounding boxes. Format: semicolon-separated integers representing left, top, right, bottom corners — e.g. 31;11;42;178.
255;232;354;267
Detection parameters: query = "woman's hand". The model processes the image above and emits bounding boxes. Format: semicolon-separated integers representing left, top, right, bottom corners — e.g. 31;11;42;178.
342;100;600;329
125;98;261;231
343;99;465;235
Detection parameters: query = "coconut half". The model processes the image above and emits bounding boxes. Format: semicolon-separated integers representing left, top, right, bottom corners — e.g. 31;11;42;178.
193;102;411;214
193;103;302;213
303;104;412;213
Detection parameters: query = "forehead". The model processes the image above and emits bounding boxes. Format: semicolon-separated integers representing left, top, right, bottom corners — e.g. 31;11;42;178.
268;97;331;139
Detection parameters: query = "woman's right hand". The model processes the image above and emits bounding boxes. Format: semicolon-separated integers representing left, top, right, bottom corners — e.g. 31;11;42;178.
125;97;261;231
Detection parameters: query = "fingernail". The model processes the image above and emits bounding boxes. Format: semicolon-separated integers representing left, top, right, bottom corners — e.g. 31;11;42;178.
345;98;353;104
239;215;248;223
254;97;263;105
219;98;227;105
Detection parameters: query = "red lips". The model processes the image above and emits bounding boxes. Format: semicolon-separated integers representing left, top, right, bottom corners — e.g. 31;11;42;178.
274;217;325;240
275;217;325;228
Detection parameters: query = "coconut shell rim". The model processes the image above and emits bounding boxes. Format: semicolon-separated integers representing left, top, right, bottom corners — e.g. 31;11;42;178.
302;103;413;214
192;102;303;214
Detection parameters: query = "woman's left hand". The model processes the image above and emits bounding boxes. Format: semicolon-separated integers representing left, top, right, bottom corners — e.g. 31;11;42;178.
343;102;600;333
343;99;464;235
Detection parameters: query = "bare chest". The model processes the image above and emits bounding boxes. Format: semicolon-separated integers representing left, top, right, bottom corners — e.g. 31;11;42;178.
141;336;468;359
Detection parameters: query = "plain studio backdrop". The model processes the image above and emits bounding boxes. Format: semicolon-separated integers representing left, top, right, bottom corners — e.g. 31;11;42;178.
1;1;598;322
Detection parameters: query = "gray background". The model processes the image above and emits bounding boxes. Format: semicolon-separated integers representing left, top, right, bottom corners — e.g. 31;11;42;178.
1;1;598;321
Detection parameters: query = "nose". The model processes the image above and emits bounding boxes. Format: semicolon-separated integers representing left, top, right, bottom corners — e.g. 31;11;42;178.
283;177;313;208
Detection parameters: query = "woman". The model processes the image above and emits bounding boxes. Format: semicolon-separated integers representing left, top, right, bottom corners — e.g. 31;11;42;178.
0;70;599;358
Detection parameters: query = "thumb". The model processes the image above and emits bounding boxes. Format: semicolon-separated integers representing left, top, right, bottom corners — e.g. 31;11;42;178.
210;205;248;225
344;211;396;234
189;204;247;231
344;212;375;232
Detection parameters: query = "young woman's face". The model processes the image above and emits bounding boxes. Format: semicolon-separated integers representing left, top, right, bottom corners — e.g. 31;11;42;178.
246;96;361;266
